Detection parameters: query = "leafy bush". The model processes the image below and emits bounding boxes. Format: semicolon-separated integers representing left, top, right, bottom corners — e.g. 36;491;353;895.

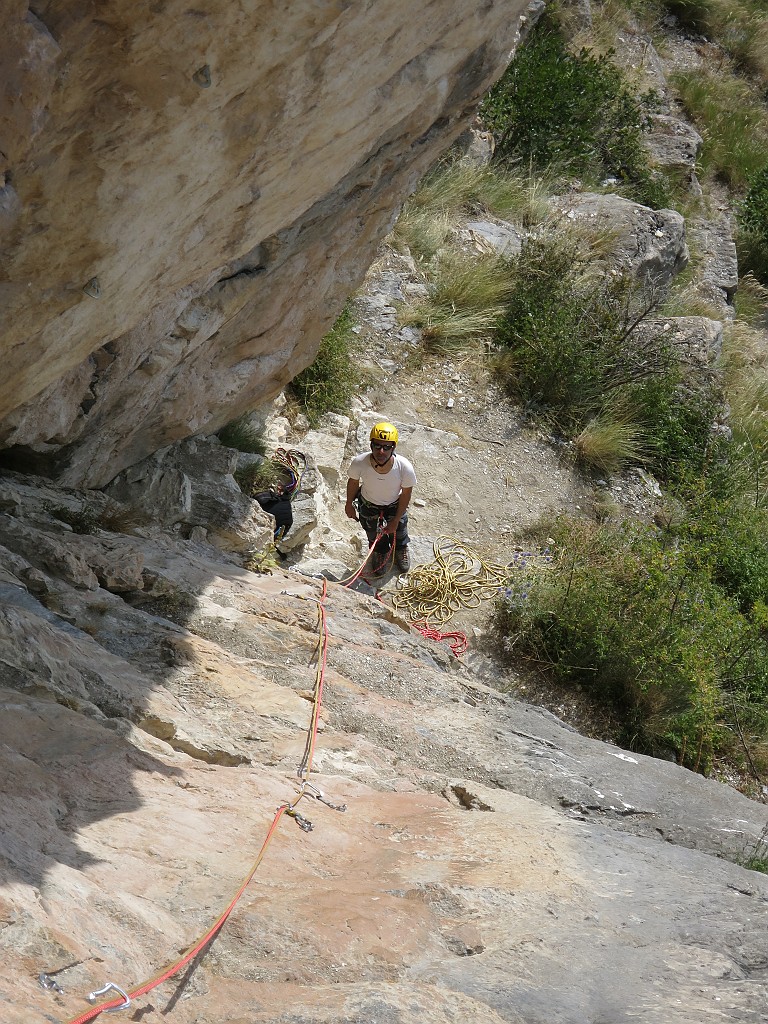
625;369;720;481
481;14;656;190
677;481;768;612
289;303;367;425
492;235;722;481
495;516;768;770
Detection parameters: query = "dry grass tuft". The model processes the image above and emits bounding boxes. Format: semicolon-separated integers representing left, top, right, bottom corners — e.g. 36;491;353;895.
574;415;648;474
401;252;513;353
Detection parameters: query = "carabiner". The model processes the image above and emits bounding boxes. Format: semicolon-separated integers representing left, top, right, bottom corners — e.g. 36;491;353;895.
88;981;132;1013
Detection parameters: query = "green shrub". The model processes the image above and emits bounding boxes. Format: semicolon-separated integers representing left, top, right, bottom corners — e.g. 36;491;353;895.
493;236;625;427
625;369;721;481
677;481;768;612
492;235;722;481
495;516;768;769
289;303;367;425
481;14;656;191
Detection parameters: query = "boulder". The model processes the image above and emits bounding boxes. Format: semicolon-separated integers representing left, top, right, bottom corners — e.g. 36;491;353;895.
299;415;352;488
462;219;524;256
645;113;703;193
105;437;274;553
0;1;533;487
556;192;688;289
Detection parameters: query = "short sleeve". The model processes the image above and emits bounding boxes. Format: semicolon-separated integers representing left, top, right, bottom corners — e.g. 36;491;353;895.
348;453;366;481
399;457;417;488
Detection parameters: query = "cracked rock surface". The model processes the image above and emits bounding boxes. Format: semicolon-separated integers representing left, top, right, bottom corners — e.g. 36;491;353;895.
0;470;766;1024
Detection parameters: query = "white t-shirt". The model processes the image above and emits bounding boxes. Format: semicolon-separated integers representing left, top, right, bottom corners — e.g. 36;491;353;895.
348;452;417;506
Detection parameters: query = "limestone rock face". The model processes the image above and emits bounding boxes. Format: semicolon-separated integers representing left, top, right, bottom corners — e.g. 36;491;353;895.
0;0;532;487
0;470;767;1024
105;436;274;553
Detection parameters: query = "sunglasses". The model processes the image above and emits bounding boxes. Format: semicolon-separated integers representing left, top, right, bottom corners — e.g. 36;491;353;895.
371;442;395;451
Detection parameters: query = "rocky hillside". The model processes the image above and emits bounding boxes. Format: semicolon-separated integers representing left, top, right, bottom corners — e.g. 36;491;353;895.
2;467;768;1024
3;3;768;1023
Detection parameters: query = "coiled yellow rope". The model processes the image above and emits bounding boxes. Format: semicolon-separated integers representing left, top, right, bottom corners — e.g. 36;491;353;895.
391;536;515;627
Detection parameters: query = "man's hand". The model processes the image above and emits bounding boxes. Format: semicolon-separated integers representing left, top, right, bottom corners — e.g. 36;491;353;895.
344;500;358;521
383;519;399;537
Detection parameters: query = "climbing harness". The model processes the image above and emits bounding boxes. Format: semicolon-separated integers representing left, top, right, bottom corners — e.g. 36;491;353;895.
62;578;339;1024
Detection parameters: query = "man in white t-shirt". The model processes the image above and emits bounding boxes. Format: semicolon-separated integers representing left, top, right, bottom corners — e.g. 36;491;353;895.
345;421;417;574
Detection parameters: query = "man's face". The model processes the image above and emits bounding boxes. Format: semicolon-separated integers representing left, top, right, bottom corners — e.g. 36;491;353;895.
371;441;395;465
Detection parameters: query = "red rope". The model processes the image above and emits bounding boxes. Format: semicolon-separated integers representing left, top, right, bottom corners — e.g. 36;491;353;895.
64;580;332;1024
338;523;390;589
410;619;468;657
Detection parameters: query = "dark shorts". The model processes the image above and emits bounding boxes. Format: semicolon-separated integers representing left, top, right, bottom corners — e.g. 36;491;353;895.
357;494;409;550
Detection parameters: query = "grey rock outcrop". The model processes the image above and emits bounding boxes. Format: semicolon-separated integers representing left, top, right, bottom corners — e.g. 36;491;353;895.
556;193;689;288
0;467;766;1024
106;436;274;553
0;0;533;487
645;113;703;194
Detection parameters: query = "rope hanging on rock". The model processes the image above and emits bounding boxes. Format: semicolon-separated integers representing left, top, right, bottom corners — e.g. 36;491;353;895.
64;579;337;1024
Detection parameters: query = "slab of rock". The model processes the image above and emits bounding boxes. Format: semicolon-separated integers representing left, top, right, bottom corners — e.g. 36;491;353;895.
463;219;523;256
556;192;688;289
298;415;352;488
645;113;703;193
1;518;767;1024
687;210;739;315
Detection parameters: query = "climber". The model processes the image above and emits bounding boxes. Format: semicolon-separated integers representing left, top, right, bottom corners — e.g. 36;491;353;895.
254;482;293;541
344;421;416;575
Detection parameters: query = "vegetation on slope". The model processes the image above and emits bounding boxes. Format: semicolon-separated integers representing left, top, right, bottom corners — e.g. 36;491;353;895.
386;0;768;784
289;303;367;425
290;0;768;784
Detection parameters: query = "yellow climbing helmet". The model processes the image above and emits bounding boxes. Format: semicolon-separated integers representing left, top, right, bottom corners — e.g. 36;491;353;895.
370;421;399;445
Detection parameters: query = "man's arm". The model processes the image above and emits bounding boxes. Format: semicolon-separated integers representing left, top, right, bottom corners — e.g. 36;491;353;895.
384;486;412;535
344;477;359;520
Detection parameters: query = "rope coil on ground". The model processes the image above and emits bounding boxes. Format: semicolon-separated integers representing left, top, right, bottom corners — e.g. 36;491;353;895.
391;536;513;628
